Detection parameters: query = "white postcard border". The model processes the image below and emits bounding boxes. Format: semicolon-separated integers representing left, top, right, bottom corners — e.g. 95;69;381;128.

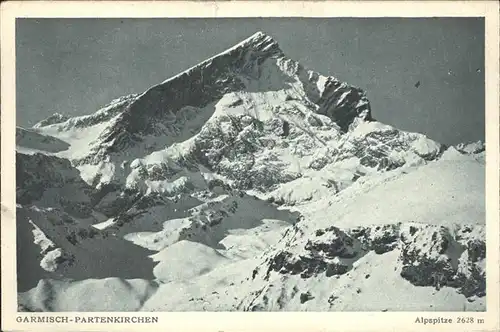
1;1;499;331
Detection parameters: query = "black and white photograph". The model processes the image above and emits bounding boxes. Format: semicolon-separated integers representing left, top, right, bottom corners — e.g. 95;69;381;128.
1;1;499;330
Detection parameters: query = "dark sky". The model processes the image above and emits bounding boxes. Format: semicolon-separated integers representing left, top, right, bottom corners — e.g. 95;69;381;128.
16;18;484;145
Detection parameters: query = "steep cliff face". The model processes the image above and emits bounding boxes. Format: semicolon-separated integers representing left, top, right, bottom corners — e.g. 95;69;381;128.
32;32;372;185
16;32;485;312
93;32;371;155
16;153;92;212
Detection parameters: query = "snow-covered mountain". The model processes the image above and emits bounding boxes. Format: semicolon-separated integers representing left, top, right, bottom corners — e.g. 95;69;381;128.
15;32;486;312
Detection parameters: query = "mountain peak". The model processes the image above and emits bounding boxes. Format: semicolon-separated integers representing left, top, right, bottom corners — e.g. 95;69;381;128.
158;31;283;86
213;31;282;57
247;31;268;39
34;31;372;166
233;31;281;53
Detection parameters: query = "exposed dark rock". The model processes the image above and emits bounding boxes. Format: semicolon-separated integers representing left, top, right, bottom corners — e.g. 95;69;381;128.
349;223;400;254
300;291;314;304
305;226;359;259
398;224;485;298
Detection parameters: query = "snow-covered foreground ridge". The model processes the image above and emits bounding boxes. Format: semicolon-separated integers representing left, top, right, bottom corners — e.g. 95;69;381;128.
16;32;486;312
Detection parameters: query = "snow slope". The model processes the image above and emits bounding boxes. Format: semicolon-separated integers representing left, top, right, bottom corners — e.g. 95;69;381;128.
298;157;485;230
16;32;486;312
